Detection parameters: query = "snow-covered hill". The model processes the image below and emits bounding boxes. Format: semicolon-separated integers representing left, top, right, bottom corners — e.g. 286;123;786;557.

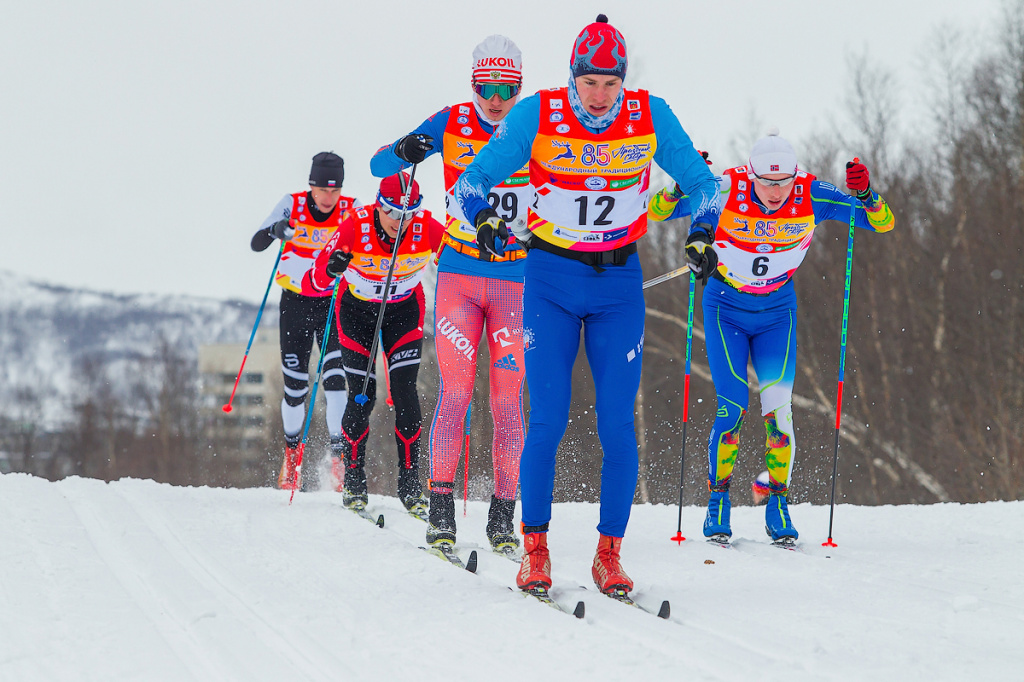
2;473;1019;681
0;271;274;425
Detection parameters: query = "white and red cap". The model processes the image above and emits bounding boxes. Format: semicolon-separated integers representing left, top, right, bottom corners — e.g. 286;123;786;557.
472;35;522;83
377;172;422;212
748;127;798;176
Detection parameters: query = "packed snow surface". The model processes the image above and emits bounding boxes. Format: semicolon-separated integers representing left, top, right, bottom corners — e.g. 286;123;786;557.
2;474;1020;681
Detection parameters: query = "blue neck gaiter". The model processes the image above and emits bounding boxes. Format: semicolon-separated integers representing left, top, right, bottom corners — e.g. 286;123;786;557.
567;77;624;132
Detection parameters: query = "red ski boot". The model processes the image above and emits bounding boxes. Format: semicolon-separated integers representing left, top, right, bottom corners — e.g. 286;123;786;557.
517;532;552;591
592;534;633;594
277;444;302;490
328;437;344;493
328;456;344;493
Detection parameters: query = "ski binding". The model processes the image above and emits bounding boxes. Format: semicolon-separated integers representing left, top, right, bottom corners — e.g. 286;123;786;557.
421;544;478;573
604;587;671;619
518;586;585;618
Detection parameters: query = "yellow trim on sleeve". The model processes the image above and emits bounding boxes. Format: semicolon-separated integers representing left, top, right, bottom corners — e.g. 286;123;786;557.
648;187;681;222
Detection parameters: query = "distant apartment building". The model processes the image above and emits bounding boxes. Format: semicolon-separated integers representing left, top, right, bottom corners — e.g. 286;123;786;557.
198;330;282;452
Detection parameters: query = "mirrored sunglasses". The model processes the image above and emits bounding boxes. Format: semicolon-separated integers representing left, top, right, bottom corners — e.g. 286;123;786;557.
473;82;521;101
752;173;797;188
378;195;420;220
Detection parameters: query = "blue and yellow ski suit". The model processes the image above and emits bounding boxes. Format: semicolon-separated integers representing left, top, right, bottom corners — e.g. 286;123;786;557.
653;167;894;493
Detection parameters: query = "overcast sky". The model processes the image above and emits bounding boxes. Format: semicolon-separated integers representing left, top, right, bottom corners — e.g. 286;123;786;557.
1;0;1004;302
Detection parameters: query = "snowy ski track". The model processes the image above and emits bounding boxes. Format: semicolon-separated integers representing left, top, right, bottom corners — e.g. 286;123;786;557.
1;474;1022;681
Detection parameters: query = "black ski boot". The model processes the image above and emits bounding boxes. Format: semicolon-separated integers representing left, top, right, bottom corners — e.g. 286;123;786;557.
398;467;428;520
342;465;368;511
486;495;520;555
426;487;456;547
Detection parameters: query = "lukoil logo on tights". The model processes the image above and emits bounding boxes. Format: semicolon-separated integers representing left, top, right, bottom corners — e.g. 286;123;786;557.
436;316;476;360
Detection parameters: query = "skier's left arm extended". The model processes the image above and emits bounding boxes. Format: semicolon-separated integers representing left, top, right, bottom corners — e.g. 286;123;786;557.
649;96;720;236
810;161;896;233
370;109;451;178
453;94;540;228
251;194;294;252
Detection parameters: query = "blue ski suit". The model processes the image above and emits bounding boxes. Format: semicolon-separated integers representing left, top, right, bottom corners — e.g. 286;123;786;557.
454;83;718;537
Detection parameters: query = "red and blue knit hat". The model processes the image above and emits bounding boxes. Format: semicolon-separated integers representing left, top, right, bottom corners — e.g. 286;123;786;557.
377;172;422;212
570;14;627;80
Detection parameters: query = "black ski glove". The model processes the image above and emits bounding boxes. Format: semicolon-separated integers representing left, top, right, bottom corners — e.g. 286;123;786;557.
394;134;434;165
325;248;353;278
251;228;274;252
271;219;296;241
685;225;718;285
474;208;508;260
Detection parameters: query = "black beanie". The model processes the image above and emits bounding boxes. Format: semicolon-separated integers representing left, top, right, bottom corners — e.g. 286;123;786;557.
309;151;344;188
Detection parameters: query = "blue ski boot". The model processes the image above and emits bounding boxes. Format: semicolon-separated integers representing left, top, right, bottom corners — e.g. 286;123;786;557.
765;492;798;542
703;486;732;541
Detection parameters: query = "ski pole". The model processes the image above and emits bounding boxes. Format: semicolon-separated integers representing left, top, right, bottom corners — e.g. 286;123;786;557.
672;271;696;544
463;401;472;516
289;264;345;505
354;165;418;405
223;238;287;413
643;264;691;290
823;159;862;547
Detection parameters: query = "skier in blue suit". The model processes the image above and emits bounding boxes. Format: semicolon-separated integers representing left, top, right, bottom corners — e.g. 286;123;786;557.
453;14;719;595
651;131;895;545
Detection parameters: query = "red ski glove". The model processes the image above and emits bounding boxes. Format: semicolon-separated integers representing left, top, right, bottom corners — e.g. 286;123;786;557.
845;160;871;200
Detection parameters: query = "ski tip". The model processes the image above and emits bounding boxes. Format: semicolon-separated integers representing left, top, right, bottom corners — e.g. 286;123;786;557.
375;514;385;528
657;601;671;619
573;601;586;619
466;550;478;573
